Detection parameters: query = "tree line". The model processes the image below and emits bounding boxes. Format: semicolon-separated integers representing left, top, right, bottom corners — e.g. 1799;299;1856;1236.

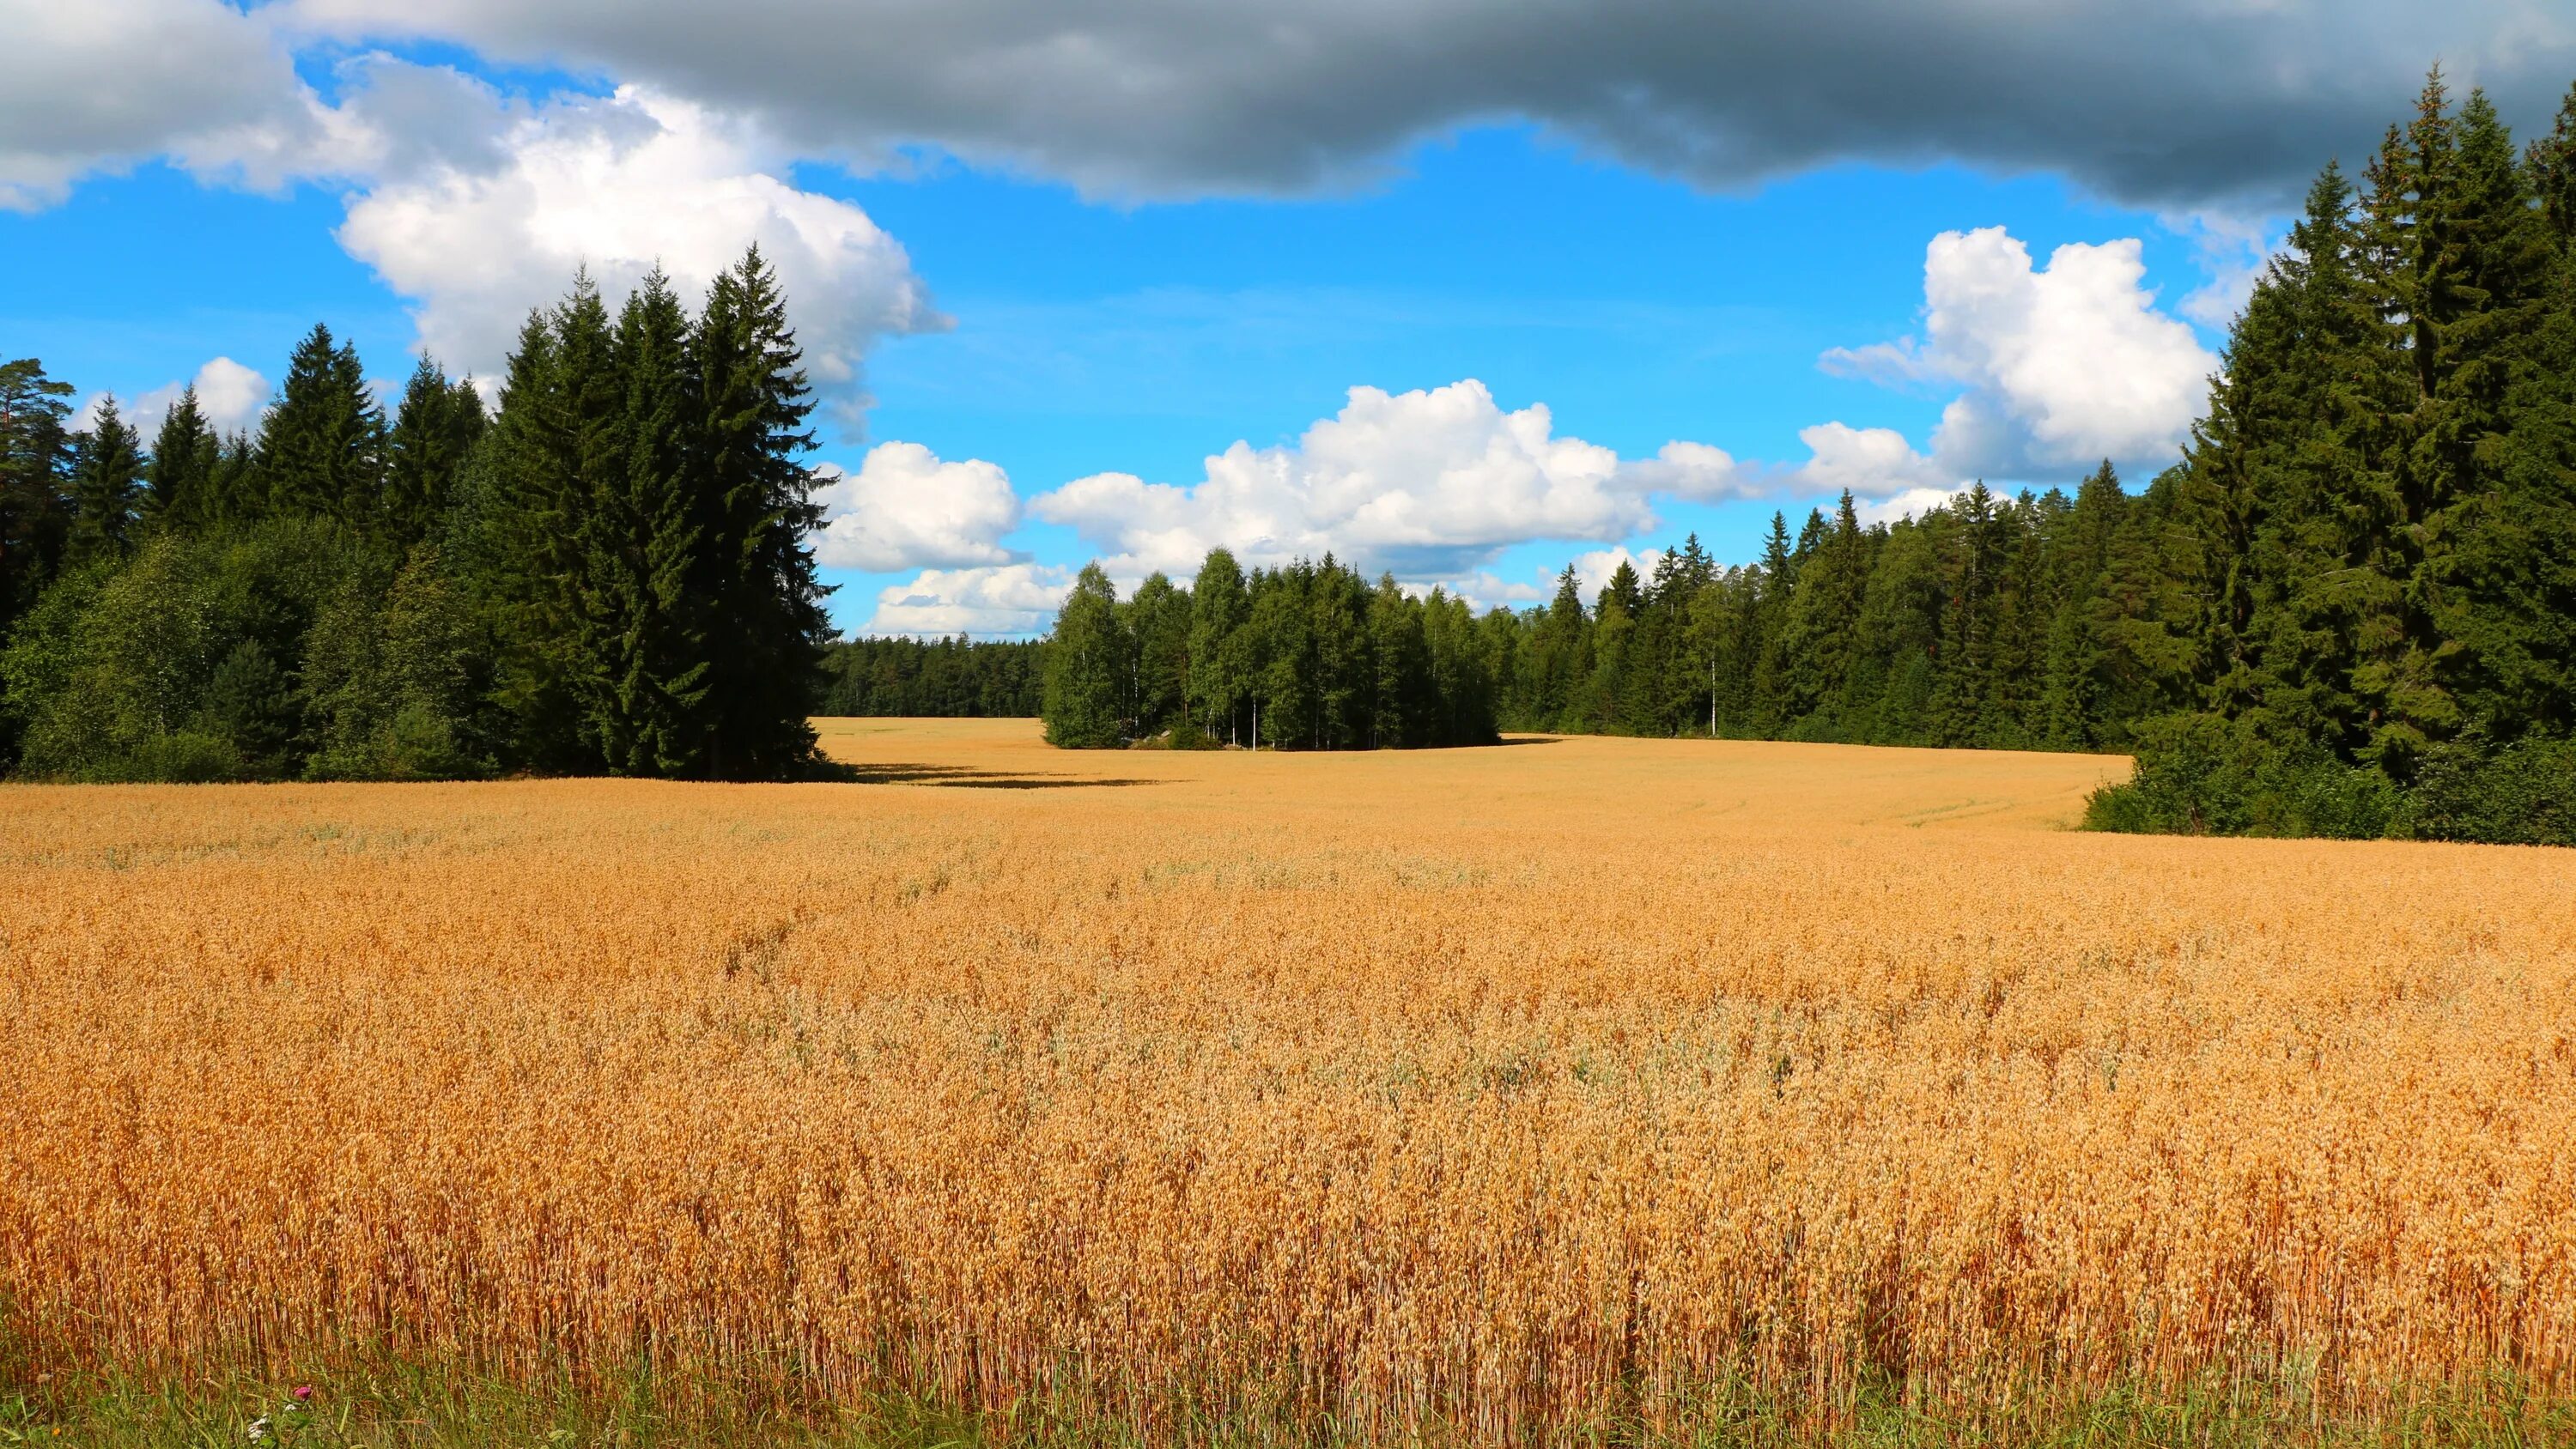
1036;476;2166;755
817;635;1043;718
1038;72;2575;844
0;250;835;782
1042;555;1498;749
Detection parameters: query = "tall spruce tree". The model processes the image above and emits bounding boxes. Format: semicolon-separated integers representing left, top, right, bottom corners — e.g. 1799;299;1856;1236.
586;269;712;776
481;309;592;770
145;386;219;530
694;247;830;779
383;358;485;551
64;396;144;567
256;324;386;528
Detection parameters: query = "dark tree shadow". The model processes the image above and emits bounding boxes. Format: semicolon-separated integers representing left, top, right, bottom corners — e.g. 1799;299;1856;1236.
810;761;1158;789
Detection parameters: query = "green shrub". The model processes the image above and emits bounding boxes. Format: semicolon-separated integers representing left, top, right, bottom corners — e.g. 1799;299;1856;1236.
2399;734;2576;846
2086;713;2398;840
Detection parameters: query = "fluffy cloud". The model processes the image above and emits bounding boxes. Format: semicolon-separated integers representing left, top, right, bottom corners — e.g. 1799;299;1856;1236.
3;20;940;429
0;0;317;209
1571;545;1667;598
331;70;945;427
1030;379;1704;579
115;357;274;437
814;442;1023;572
1612;441;1758;502
861;563;1073;639
1784;421;1953;500
279;0;2573;208
1806;227;2219;494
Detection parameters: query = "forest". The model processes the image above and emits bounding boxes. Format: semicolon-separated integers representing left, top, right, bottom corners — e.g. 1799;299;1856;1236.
817;635;1044;718
0;251;834;782
1039;75;2576;845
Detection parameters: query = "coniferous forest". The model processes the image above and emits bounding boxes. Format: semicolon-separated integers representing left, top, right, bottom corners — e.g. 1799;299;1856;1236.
1042;74;2576;846
817;635;1045;718
0;250;833;782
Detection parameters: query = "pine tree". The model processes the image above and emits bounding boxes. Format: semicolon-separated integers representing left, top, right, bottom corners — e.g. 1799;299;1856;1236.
145;386;218;530
0;359;76;642
64;395;144;567
694;247;831;779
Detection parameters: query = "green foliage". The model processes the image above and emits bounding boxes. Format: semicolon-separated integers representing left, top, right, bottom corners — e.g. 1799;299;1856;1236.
819;635;1044;717
2399;733;2576;846
2083;715;2400;840
8;1361;2572;1449
1;520;357;781
1042;564;1127;748
1040;553;1498;750
0;251;839;785
0;357;76;680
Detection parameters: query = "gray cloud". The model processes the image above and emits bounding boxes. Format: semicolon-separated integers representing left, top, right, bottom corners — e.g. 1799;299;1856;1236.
278;0;2576;209
1;0;315;209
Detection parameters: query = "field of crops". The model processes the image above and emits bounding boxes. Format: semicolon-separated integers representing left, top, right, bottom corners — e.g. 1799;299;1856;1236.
5;720;2574;1444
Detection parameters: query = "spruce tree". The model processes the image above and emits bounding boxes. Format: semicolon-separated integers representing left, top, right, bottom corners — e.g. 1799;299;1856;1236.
481;309;592;771
64;395;144;567
383;358;485;551
256;324;386;529
587;269;712;776
2038;462;2128;747
694;247;831;779
1531;563;1587;728
145;386;218;530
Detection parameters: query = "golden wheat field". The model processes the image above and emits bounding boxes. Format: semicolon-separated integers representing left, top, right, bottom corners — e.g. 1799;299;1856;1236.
5;721;2575;1441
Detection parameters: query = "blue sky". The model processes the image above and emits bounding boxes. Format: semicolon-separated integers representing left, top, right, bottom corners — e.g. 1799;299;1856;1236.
8;3;2572;634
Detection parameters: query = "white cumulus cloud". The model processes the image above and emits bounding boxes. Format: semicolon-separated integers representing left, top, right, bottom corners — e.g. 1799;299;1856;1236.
119;357;273;437
1823;227;2217;478
860;563;1074;639
1801;225;2218;499
1611;440;1758;502
814;442;1023;572
332;70;945;428
1785;421;1954;500
1030;379;1710;579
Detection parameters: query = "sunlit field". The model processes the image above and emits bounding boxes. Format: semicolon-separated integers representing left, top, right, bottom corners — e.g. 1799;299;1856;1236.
5;722;2573;1446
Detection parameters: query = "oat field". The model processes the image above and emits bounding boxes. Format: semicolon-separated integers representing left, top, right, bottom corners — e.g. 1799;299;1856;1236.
4;721;2573;1443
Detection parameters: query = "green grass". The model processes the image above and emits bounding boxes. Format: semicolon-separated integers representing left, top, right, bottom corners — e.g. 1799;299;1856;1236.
5;1365;2571;1449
